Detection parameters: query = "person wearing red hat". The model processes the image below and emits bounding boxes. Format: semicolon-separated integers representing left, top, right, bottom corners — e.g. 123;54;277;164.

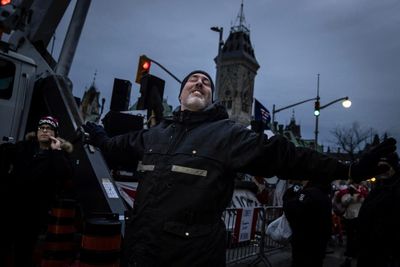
0;115;73;267
83;70;397;267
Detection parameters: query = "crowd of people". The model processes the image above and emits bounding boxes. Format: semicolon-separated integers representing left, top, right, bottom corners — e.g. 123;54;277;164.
281;155;399;267
0;70;398;267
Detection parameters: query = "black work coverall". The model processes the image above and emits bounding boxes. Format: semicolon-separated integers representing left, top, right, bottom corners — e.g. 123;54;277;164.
97;103;346;267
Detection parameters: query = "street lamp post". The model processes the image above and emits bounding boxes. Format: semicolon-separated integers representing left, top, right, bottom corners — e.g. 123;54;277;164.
314;96;351;149
272;75;351;150
314;74;321;149
313;74;352;150
210;26;223;98
272;97;318;131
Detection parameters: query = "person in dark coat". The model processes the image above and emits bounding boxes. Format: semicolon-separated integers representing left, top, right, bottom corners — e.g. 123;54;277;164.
356;152;400;267
83;70;397;267
0;116;73;267
283;180;333;267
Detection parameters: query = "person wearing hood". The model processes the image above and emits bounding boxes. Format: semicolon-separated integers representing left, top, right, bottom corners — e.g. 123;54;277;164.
83;70;397;267
0;115;73;267
356;152;400;267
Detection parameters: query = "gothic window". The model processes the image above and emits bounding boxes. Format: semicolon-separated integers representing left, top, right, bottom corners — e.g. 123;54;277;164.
227;100;232;109
241;90;250;112
242;102;249;112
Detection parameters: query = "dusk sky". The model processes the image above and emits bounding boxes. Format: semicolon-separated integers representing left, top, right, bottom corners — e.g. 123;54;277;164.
51;0;400;150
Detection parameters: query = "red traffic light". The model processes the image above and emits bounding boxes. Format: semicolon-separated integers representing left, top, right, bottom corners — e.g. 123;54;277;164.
142;61;150;70
135;55;151;84
0;0;12;6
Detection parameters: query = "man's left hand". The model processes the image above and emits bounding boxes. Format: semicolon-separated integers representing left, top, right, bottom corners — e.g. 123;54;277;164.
350;137;397;181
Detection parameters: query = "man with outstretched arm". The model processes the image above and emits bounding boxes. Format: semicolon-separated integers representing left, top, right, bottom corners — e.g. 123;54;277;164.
83;70;397;267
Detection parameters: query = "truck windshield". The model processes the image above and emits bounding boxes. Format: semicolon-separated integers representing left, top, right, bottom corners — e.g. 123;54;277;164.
0;58;15;99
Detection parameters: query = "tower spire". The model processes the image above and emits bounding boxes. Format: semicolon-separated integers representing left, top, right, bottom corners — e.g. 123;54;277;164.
91;69;97;86
239;0;245;27
232;0;249;33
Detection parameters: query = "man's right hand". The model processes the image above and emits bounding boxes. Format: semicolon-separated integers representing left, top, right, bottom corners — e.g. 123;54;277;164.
81;122;108;147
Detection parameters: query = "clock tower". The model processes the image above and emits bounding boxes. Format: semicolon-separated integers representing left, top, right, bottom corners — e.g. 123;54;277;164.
215;1;259;125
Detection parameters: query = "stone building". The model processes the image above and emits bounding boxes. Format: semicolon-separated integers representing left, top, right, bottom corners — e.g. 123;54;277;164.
215;2;259;125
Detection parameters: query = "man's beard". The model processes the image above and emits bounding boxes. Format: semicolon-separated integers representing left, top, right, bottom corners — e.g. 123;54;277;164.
182;94;210;111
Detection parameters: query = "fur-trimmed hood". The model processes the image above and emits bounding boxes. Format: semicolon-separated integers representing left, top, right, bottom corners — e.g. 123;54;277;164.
25;132;74;153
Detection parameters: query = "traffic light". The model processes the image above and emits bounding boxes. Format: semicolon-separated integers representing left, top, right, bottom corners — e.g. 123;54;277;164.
135;55;151;84
0;0;12;6
137;74;165;124
110;78;132;111
0;0;14;34
314;101;320;116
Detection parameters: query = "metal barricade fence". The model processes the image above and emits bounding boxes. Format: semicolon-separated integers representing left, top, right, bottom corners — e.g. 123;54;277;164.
224;206;286;266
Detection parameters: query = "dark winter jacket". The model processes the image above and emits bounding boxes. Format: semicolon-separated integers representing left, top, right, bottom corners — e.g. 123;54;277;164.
97;103;347;267
0;133;73;223
357;176;400;267
283;182;333;267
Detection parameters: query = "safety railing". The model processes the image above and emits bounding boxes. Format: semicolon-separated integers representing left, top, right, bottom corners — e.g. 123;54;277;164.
224;206;285;266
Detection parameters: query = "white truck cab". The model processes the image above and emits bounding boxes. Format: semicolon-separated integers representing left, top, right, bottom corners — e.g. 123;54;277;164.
0;46;36;142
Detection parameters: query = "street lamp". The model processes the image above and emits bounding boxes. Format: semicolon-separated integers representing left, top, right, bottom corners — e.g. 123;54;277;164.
342;98;352;108
313;74;352;150
210;26;223;98
314;96;352;149
271;75;351;150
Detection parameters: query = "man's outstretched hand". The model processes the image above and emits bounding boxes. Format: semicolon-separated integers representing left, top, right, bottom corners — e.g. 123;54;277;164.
81;122;108;147
350;137;397;181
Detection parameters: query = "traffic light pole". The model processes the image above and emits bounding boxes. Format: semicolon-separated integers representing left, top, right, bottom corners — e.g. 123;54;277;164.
314;111;320;150
314;74;320;150
272;97;318;130
314;95;350;150
135;55;181;127
145;56;182;84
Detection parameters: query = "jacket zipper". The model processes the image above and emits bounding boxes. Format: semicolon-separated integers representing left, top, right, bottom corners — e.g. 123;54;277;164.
167;123;188;154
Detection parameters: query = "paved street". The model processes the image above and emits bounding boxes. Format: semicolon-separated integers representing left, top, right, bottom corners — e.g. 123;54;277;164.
230;242;357;267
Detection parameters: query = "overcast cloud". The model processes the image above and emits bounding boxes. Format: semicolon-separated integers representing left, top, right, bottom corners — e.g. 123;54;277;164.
51;0;400;151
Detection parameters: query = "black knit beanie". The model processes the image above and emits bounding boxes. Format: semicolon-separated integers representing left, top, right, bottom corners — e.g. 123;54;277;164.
38;115;59;135
179;70;214;102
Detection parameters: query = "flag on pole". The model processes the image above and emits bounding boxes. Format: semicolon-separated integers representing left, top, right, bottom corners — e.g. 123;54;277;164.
254;98;271;125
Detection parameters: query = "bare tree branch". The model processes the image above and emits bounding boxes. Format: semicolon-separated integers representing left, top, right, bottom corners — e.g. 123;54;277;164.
330;122;376;161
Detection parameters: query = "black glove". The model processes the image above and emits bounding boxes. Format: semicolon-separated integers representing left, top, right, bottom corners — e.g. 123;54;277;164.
376;152;399;179
81;122;109;147
350;137;397;181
